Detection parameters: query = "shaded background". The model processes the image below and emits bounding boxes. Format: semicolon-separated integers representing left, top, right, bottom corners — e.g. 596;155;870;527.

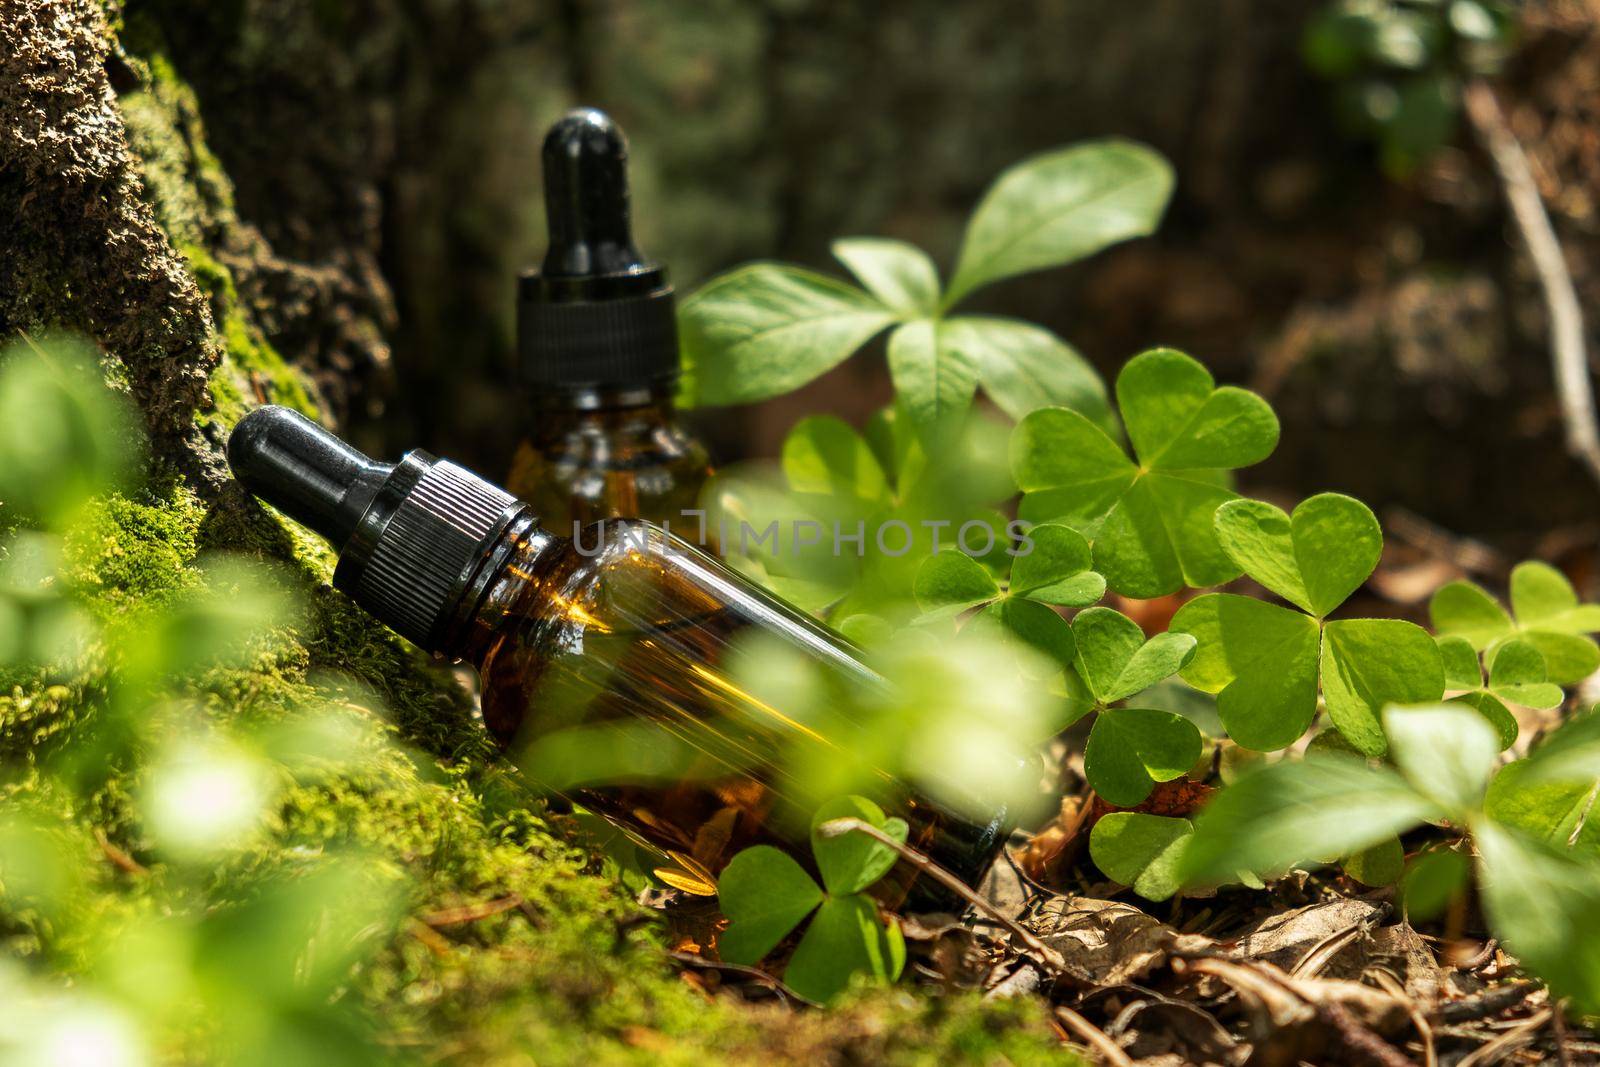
136;0;1600;558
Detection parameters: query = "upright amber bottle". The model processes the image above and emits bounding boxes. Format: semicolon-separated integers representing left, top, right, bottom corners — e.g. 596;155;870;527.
507;108;711;535
229;407;1007;903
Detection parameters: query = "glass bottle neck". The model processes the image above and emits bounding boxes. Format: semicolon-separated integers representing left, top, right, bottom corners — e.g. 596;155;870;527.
434;511;567;665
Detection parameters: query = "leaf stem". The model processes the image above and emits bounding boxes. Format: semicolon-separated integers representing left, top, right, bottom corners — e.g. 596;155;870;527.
815;816;1067;972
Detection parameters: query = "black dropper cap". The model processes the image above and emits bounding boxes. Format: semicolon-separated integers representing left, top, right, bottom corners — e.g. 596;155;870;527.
517;108;678;393
228;406;525;650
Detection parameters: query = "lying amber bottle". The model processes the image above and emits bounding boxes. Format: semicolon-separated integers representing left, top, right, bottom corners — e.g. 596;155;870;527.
229;406;1006;904
507;108;711;533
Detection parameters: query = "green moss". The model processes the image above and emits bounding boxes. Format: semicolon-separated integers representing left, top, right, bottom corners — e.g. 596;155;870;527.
62;485;205;616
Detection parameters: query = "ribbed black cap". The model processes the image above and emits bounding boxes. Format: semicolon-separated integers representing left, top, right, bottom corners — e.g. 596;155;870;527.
228;406;525;649
517;107;679;390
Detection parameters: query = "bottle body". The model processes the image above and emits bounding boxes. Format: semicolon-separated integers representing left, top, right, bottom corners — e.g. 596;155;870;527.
450;515;1007;903
506;386;712;536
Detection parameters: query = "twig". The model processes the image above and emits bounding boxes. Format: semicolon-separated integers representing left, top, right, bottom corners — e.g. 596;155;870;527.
1291;916;1372;979
1055;1005;1136;1067
1463;79;1600;495
1458;938;1500;971
1319;999;1418;1067
1456;1007;1552;1067
94;828;147;876
419;894;525;928
1436;980;1537;1023
1373;970;1436;1067
1553;999;1574;1067
817;817;1067;973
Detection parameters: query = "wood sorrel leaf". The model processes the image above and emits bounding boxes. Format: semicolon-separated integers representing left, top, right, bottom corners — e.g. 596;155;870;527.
1320;619;1444;757
1181;755;1439;886
1431;561;1600;684
1013;350;1278;597
831;237;940;318
680;265;895;406
946;139;1173;305
983;597;1077;670
1071;607;1196;704
913;550;1000;620
1449;692;1519;751
1085;706;1203;806
1344;836;1405;887
1475;821;1600;1015
810;795;908;897
1510;561;1600;634
938;317;1115;433
1485;639;1563;710
1089;812;1193;901
1171;593;1321;751
1213;493;1381;617
1009;523;1104;606
1402;847;1470;920
782;894;905;1004
1437;634;1484;690
887;320;981;436
1384;704;1500;814
717;845;824;965
1521;708;1600;789
781;415;892;504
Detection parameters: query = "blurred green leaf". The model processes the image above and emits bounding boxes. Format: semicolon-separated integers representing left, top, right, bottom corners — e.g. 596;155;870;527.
1344;835;1405;887
1476;820;1600;1015
1384;703;1499;814
1401;846;1470;920
0;334;139;528
1182;755;1438;885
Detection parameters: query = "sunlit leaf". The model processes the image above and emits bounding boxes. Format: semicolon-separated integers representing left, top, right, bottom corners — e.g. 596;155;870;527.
810;796;907;897
947;140;1173;304
1085;707;1202;807
1088;812;1193;901
832;237;940;318
716;846;824;966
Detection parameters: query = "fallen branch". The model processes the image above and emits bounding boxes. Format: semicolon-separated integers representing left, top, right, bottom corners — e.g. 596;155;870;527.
816;817;1067;973
1463;79;1600;495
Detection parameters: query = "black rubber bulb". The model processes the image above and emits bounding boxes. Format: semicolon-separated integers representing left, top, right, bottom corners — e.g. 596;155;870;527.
540;108;650;278
227;406;391;548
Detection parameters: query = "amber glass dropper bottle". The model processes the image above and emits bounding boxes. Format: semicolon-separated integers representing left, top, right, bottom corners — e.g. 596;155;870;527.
229;406;1007;904
507;108;711;537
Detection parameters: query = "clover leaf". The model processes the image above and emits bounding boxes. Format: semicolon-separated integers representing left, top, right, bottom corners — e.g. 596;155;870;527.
1438;635;1561;748
681;141;1172;435
717;796;907;1003
1088;812;1193;901
1431;561;1600;684
1171;493;1443;755
1069;608;1202;806
913;523;1104;667
1012;349;1279;598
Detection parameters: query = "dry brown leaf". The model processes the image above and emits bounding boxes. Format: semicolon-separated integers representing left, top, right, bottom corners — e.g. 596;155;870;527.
1027;896;1213;986
1229;898;1385;977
